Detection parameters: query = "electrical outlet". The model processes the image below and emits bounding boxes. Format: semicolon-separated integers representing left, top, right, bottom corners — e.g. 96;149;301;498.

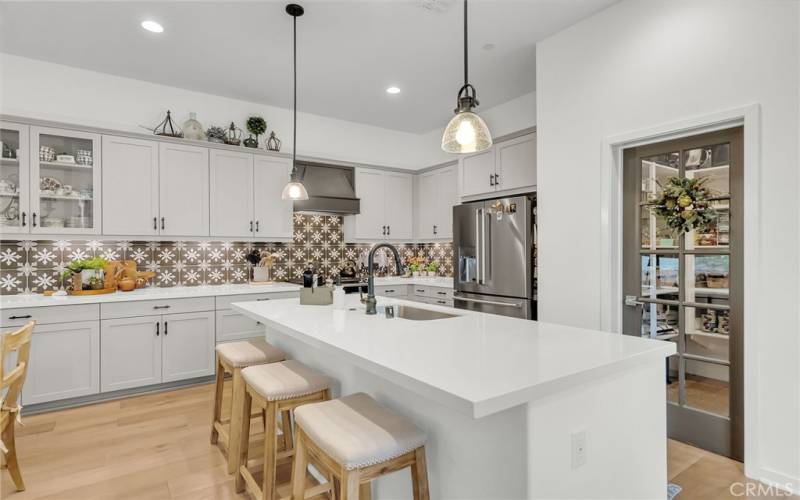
571;429;587;469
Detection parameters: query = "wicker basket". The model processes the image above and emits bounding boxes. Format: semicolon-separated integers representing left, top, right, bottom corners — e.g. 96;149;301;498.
706;275;729;288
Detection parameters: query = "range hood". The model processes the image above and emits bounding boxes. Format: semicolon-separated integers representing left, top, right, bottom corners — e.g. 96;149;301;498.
291;163;361;214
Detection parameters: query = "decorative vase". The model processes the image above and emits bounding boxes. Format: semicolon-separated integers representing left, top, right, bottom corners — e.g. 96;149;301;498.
182;112;205;141
243;135;258;148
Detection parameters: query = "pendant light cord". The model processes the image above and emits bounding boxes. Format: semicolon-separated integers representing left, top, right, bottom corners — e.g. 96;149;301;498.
463;0;468;87
292;13;298;177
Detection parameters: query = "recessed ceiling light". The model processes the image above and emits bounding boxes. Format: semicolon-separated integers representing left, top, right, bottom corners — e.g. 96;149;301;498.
386;86;401;94
141;20;164;33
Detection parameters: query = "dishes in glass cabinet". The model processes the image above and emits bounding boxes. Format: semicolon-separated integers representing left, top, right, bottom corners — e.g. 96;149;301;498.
56;154;76;164
40;176;62;191
75;149;93;166
39;146;56;162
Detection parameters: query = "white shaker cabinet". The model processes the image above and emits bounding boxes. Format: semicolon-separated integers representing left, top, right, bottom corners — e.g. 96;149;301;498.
159;143;209;237
459;132;536;198
101;317;162;392
20;321;100;405
416;165;457;240
0;122;30;235
253;156;293;239
161;311;215;382
102;135;159;236
345;168;412;241
210;149;254;238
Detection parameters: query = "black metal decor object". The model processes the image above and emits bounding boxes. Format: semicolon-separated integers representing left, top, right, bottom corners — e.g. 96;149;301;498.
153;110;184;138
266;131;282;151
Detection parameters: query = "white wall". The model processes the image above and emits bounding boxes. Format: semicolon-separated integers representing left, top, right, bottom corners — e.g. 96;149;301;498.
0;53;432;170
536;0;799;490
420;91;537;166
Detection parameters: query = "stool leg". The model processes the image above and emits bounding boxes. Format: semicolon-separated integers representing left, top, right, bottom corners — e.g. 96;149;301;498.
340;469;361;500
262;402;278;500
411;446;430;500
281;410;293;452
290;428;309;500
210;357;224;445
235;390;253;493
227;367;247;474
3;416;25;491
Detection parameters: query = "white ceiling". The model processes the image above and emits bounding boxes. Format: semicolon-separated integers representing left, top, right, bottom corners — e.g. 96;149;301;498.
0;0;615;133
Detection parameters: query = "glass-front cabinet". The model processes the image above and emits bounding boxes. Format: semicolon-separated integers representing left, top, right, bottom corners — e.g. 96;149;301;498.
0;122;30;234
30;126;101;235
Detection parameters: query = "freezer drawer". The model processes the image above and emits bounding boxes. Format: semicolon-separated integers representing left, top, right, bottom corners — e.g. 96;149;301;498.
453;292;535;320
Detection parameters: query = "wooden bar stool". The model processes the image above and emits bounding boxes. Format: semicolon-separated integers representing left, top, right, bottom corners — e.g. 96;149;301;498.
235;360;333;500
1;321;34;492
211;338;286;473
291;392;429;500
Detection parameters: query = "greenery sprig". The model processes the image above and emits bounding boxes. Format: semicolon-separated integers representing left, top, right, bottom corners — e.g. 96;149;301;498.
648;177;717;235
246;116;267;137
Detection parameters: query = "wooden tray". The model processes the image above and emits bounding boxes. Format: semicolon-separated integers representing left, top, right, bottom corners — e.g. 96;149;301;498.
69;288;116;296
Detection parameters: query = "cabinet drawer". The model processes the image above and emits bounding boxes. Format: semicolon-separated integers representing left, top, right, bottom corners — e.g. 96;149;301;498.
375;285;408;297
427;287;454;300
101;297;215;319
1;304;99;328
429;298;454;308
216;310;264;343
216;291;299;310
412;286;429;298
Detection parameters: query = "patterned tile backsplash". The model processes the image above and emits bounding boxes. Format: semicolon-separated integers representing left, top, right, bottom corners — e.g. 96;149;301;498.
0;213;453;295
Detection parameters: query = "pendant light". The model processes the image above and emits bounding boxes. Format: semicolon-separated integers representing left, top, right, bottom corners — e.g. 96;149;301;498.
281;3;309;201
441;0;492;154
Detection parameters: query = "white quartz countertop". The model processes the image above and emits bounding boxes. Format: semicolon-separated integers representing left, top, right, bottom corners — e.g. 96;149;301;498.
0;277;453;309
0;283;302;309
233;295;675;419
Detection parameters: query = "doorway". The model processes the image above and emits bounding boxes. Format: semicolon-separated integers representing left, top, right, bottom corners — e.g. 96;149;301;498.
622;127;743;460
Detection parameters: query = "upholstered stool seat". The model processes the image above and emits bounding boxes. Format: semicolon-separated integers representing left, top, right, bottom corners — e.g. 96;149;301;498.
292;392;430;500
235;360;333;500
241;359;332;401
210;339;286;474
295;392;427;470
215;338;285;368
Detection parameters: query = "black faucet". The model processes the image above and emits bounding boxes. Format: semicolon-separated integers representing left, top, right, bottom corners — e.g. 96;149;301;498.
365;243;404;315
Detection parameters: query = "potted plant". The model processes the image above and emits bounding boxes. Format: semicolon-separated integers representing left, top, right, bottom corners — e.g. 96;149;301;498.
205;126;226;144
407;257;424;277
61;257;109;290
426;262;439;277
244;116;267;148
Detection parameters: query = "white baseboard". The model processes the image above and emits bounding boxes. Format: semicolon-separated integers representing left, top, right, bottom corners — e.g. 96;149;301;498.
750;466;800;496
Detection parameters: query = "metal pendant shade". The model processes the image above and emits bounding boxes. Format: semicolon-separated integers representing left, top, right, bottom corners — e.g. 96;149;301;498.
282;3;309;201
441;0;492;154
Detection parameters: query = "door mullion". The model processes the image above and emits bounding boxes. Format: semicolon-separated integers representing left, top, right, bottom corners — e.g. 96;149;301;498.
677;149;687;407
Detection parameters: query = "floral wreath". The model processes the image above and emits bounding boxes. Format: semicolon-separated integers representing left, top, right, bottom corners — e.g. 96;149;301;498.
648;177;717;234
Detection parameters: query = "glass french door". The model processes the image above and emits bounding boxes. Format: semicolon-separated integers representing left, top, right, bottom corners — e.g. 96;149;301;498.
622;127;743;460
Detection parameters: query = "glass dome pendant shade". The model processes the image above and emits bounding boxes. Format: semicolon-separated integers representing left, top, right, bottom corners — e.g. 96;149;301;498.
441;85;492;154
281;168;309;200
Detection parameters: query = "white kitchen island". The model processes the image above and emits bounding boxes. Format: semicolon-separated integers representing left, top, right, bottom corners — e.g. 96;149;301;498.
233;295;675;500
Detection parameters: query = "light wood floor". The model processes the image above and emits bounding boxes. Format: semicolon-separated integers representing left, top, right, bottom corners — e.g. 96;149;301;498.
1;382;794;499
667;374;730;417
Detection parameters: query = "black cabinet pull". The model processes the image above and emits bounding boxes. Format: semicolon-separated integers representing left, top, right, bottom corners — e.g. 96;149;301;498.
255;221;259;232
164;321;168;336
387;225;391;236
156;322;160;336
385;289;395;293
437;300;447;304
437;291;447;295
433;224;437;235
250;221;254;232
489;173;494;186
153;305;171;310
256;298;270;301
161;217;165;230
382;225;386;236
32;212;37;227
153;217;157;230
9;315;32;320
21;212;26;227
494;173;500;186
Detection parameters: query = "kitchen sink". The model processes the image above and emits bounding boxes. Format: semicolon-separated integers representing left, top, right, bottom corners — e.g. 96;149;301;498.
394;306;458;321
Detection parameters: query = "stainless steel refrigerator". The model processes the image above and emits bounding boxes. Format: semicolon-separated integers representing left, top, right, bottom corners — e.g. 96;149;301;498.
452;194;536;319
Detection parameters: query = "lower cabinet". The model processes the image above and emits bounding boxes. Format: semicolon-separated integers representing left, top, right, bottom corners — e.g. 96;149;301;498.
101;311;215;392
215;309;263;343
19;321;100;405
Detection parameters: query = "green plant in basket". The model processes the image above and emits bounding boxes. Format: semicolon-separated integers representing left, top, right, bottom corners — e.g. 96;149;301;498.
648;177;716;235
61;256;109;280
426;262;439;274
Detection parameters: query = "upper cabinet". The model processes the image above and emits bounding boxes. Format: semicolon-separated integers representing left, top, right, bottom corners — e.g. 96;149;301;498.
416;165;458;240
459;132;536;198
344;167;413;241
102;136;159;236
159;143;209;237
30;126;102;235
0;122;30;234
208;151;293;239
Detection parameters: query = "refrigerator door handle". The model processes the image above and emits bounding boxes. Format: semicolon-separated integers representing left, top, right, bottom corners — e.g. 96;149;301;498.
475;208;482;284
480;209;488;285
454;296;522;308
